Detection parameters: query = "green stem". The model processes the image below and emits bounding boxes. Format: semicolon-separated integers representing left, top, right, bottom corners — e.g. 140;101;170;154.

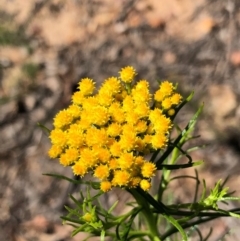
158;144;179;201
127;230;155;239
128;189;162;241
125;83;132;94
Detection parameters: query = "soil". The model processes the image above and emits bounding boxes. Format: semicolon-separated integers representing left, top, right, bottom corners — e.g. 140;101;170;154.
1;0;240;240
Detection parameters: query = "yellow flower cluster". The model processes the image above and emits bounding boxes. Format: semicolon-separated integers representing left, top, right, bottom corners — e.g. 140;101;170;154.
48;67;182;192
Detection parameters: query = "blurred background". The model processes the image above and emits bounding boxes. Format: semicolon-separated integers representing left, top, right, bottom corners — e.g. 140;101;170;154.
1;0;240;240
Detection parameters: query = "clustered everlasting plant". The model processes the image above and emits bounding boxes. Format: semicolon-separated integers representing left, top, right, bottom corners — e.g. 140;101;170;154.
44;66;240;241
48;66;182;192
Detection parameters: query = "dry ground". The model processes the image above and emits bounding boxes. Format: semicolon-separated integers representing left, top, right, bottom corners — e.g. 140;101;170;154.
1;0;240;240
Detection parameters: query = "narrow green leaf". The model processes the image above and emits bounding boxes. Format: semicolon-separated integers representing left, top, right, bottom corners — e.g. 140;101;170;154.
158;161;203;170
179;103;204;145
120;208;141;240
162;214;188;241
100;230;106;241
37;122;51;134
43;173;82;184
69;194;82;209
228;211;240;218
200;179;207;203
192;226;203;241
44;173;100;188
203;227;213;241
221;197;240;201
61;215;83;225
116;222;121;240
108;200;119;215
193;169;200;205
156;104;203;168
71;224;88;236
64;205;79;215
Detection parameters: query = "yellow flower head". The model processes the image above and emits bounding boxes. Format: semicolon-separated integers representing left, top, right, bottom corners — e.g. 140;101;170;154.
171;93;182;105
119;66;136;83
149;108;163;124
168;109;175;116
134;156;145;167
97;92;113;106
122;95;134;113
100;181;112;192
134;103;150;118
100;77;121;95
95;146;111;163
152;115;172;133
119;132;137;151
154;89;164;102
67;128;85;148
118;152;135;170
109;102;125;123
94;165;110;180
82;212;95;222
109;142;122;157
78;78;95;96
53;109;73;129
135;80;149;90
135;137;146;152
48;66;183;192
125;112;139;125
112;170;131;187
135;120;148;134
160;81;174;96
80;148;98;168
141;162;156;178
67;105;81;118
49;129;67;147
140;179;151;191
48;145;63;159
72;161;88;177
162;97;172;110
60;148;79;166
86;127;108;147
132;86;151;103
109;158;118;170
151;133;168;150
107;123;122;137
128;177;141;188
91;106;109;126
82;96;98;110
72;91;85;105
